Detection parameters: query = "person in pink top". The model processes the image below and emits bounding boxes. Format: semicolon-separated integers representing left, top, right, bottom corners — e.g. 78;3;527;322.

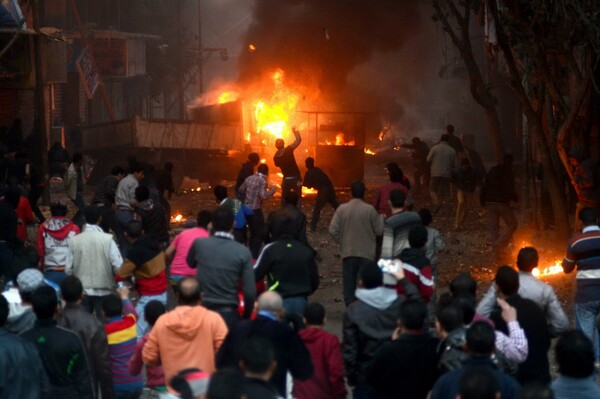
164;210;212;281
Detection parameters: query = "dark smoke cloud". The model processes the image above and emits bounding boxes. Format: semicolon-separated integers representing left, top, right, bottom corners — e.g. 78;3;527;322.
238;0;423;115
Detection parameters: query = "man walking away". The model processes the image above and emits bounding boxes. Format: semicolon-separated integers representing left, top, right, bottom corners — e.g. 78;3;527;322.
239;163;277;258
103;287;144;398
267;191;309;247
67;206;123;317
0;295;48;399
165;210;211;282
216;291;313;397
399;225;434;304
134;186;170;249
427;134;458;212
64;152;87;228
403;137;430;195
480;154;518;259
115;163;145;256
293;302;346;399
451;158;479;230
303;157;339;231
552;330;600;399
92;166;125;235
37;201;80;285
58;276;114;399
235;152;260;202
187;208;256;329
117;219;168;337
367;299;440;399
562;207;600;363
142;277;228;385
330;180;384;305
22;286;94;399
214;185;253;244
381;189;422;259
373;163;410;217
274;127;302;206
240;337;281;399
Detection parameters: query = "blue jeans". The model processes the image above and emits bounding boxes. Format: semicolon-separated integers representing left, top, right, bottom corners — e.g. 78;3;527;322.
115;210;135;257
136;292;167;338
44;270;67;285
283;296;308;331
576;300;600;360
115;388;142;399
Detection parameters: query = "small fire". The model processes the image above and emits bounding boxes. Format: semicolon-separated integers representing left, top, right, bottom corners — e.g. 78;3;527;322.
171;214;184;223
319;133;356;146
260;158;266;163
378;131;385;141
277;172;283;178
532;260;564;278
364;148;376;155
302;187;318;196
218;91;238;104
248;43;256;52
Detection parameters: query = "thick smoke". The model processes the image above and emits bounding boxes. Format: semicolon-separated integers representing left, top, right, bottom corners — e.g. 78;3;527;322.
238;0;423;119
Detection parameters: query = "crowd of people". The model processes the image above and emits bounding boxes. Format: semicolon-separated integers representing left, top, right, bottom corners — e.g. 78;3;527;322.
0;125;599;399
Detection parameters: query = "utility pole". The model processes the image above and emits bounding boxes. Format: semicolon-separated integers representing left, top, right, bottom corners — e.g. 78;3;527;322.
197;0;203;94
32;0;49;199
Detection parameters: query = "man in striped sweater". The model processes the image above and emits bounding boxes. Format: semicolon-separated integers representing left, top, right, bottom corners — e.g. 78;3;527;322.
103;286;144;398
563;207;600;362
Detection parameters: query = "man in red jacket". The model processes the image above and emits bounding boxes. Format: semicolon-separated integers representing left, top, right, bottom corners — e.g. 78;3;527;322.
293;302;346;399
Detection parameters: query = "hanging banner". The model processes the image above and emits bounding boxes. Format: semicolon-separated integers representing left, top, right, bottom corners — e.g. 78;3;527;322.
75;46;99;99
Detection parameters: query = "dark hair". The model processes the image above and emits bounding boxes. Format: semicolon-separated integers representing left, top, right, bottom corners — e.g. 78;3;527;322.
0;295;8;327
458;366;499;399
418;208;433;226
211;207;234;232
102;294;123;318
518;382;554;399
240;337;276;374
170;368;208;399
503;154;514;165
436;301;464;333
111;166;125;176
555;330;595;378
516;247;538;272
248;152;260;164
135;186;150;202
351;180;366;199
213;185;228;202
144;300;166;327
50;202;68;217
177;277;201;306
60;275;83;303
360;261;383;289
305;157;315;168
446;125;455;134
461;158;470;166
284;190;299;206
389;189;405;208
441;134;449;142
399;299;427;330
72;152;83;163
495;266;519;296
449;272;477;297
579;207;598;226
303;302;325;325
257;164;269;175
466;321;496;356
131;163;145;174
453;295;476;325
84;205;102;224
31;286;58;320
125;219;144;239
207;369;244;399
408;225;428;249
197;210;212;228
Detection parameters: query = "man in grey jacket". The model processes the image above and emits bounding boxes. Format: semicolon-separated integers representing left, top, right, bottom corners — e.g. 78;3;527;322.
477;247;569;336
427;134;458;212
330;180;384;306
187;207;256;330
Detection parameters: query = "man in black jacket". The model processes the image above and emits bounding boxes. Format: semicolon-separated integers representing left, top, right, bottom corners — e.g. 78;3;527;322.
0;186;20;283
267;191;309;245
0;295;48;399
58;276;114;399
134;186;169;248
240;337;281;399
216;291;313;397
255;219;319;329
22;285;94;399
451;158;479;230
480;154;518;258
490;266;551;385
303;157;339;231
343;261;421;399
367;299;440;399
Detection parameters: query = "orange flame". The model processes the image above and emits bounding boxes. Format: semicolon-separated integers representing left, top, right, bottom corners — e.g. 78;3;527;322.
302;187;318;196
364;148;376;155
218;91;238;104
378;131;385;141
248;43;256;52
171;214;184;223
532;260;564;278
